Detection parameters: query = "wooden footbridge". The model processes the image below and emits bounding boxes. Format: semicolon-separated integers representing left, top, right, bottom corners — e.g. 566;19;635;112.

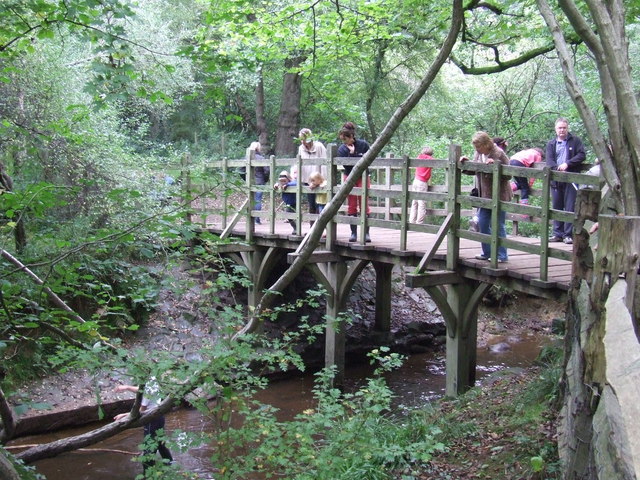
183;144;601;396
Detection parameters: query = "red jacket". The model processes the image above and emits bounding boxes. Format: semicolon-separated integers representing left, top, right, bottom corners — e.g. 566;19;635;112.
414;154;433;183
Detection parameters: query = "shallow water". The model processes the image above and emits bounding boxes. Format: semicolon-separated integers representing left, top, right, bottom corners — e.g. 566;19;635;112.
22;333;548;480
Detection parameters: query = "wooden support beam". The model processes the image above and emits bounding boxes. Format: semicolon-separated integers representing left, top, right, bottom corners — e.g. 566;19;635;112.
287;251;341;264
325;261;348;388
373;262;392;332
210;243;255;253
444;282;479;396
406;270;463;287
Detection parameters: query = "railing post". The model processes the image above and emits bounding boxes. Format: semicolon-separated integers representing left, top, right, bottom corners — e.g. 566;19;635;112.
384;153;393;220
221;156;229;230
269;154;276;235
488;161;501;267
539;166;552;281
245;148;255;242
295;155;303;236
360;166;369;242
326;144;338;247
400;155;410;251
181;153;193;224
447;144;462;270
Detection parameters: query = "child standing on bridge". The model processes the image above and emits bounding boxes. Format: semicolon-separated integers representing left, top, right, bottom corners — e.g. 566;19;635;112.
409;146;434;224
308;172;328;214
274;171;297;234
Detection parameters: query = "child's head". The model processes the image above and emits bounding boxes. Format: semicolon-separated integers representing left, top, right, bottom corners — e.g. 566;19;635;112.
421;146;434;156
308;172;325;187
278;171;291;184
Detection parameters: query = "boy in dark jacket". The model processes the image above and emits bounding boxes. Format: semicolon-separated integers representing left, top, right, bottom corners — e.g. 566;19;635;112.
274;171;297;234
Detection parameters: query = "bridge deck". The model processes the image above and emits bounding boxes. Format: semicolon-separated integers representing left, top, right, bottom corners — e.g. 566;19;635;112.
210;219;574;300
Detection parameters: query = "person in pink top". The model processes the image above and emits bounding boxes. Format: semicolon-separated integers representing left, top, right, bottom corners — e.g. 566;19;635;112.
409;146;434;223
509;147;544;204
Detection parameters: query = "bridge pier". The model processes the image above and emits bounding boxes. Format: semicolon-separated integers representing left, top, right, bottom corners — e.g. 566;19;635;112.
372;262;393;333
235;247;286;330
424;280;490;396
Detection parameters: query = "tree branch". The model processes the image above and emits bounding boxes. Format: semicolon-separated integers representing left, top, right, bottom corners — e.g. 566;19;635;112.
234;0;464;337
450;44;558;74
537;0;625;214
0;249;87;325
0;386;17;443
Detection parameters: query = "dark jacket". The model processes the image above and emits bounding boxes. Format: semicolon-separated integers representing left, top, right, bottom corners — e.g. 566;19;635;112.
280;180;297;208
337;139;370;175
545;133;586;173
254;153;270;185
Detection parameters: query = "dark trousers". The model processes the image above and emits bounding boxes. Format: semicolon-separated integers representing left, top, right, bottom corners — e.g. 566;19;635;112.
284;203;296;231
509;159;531;201
143;416;173;474
306;192;318;214
551;181;578;238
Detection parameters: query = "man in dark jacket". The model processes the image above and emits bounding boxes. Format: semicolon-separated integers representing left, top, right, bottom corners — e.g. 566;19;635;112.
545;118;586;244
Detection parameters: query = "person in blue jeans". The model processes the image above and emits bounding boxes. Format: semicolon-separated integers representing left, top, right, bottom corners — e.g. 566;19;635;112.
114;379;173;476
460;132;512;263
249;141;269;224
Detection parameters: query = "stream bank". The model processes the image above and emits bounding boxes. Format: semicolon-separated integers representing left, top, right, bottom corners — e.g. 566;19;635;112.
8;263;565;436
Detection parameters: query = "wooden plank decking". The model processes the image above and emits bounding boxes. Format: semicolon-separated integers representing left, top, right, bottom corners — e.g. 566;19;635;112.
209;218;574;300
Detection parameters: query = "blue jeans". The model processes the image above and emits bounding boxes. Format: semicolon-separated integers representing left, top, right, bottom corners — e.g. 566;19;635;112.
478;207;507;261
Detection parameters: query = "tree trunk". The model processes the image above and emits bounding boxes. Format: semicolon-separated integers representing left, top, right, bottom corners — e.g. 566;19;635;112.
0;449;21;480
560;214;640;479
537;1;640;477
235;0;463;337
0;162;26;252
274;56;304;157
255;68;270;153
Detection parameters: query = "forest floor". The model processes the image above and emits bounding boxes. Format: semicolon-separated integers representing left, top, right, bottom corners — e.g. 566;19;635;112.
11;265;566;479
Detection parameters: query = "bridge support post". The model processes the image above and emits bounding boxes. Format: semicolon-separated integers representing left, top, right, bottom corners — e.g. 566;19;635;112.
373;262;392;333
445;282;479;396
325;261;348;387
426;279;489;397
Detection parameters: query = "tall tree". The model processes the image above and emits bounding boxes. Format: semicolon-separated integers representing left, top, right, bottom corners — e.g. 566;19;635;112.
536;0;640;477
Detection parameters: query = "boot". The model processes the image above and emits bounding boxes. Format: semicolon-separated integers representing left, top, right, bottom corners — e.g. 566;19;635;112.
365;214;372;242
349;224;357;242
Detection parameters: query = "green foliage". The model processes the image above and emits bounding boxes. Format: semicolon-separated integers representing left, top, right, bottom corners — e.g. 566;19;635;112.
207;347;444;480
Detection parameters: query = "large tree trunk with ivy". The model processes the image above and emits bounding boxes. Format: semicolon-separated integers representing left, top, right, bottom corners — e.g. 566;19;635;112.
537;0;640;477
274;56;304;157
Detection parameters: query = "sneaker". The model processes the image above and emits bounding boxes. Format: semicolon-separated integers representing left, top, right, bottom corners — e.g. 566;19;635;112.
563;237;573;245
365;234;372;243
255;218;261;224
349;233;357;242
496;258;508;263
475;254;489;260
549;236;563;242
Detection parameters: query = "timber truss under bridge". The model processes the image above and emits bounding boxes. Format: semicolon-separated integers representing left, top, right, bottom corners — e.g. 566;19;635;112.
182;144;602;396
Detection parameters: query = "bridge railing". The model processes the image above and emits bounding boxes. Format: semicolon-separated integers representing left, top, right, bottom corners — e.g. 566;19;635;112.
187;144;601;284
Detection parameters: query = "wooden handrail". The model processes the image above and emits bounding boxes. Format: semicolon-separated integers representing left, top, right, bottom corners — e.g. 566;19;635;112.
185;144;602;284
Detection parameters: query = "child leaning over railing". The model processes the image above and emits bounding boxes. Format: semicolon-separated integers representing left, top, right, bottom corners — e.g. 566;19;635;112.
274;171;297;234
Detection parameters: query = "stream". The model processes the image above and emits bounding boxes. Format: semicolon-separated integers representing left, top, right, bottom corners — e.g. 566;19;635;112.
19;332;548;480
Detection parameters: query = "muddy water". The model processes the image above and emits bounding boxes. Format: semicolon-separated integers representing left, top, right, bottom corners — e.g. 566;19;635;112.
22;333;548;480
